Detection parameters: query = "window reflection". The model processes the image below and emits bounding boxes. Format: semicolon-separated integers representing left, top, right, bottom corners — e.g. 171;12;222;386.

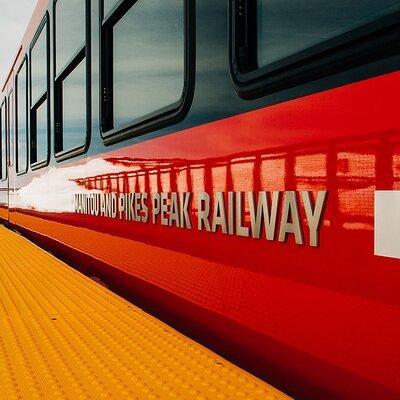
31;27;47;104
149;173;157;192
73;125;400;235
55;0;85;76
257;0;400;67
191;167;204;207
392;149;400;189
337;152;375;177
104;0;120;17
160;171;171;193
295;154;326;177
339;186;375;219
177;168;189;192
30;20;48;166
35;100;48;163
111;0;184;129
54;0;87;154
261;158;285;190
17;61;28;173
0;105;6;179
232;161;254;192
295;153;327;191
62;60;86;151
8;92;14;168
212;166;227;192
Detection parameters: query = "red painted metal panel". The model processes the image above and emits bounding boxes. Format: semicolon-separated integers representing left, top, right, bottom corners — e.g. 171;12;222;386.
8;71;400;398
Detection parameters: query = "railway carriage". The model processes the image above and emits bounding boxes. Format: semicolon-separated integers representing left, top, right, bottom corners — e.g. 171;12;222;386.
1;1;400;398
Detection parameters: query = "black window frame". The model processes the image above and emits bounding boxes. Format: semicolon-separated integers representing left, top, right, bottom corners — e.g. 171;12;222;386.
53;0;91;162
7;90;14;175
99;0;195;145
0;99;7;181
15;56;29;175
230;1;400;99
29;13;51;170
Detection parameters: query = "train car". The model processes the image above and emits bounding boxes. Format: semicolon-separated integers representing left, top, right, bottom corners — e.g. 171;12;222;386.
1;1;400;398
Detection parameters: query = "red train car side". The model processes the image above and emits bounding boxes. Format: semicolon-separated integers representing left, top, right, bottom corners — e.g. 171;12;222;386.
1;1;400;399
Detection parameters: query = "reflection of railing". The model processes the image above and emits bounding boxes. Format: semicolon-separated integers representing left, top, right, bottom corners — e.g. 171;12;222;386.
72;130;400;229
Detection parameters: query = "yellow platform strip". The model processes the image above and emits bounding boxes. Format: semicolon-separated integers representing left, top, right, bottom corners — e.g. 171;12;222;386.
0;226;292;400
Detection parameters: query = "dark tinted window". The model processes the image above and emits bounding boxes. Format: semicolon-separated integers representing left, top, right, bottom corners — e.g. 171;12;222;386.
8;92;15;169
54;0;87;157
104;0;119;16
30;20;49;166
55;0;85;76
0;103;6;179
257;0;400;68
31;27;47;104
61;60;86;151
102;0;185;135
35;100;48;163
16;60;28;173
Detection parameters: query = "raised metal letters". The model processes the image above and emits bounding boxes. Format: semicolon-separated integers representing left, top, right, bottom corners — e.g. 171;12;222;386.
75;190;328;247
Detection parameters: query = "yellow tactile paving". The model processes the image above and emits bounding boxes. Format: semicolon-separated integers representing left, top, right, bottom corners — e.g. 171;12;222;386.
0;226;292;400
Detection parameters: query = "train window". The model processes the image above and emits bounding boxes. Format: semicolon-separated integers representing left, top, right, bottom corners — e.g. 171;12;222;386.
55;0;85;76
30;16;49;168
8;91;15;170
100;0;194;144
257;1;399;68
34;101;49;163
16;58;28;174
0;102;6;180
231;1;400;98
103;0;119;17
54;0;89;160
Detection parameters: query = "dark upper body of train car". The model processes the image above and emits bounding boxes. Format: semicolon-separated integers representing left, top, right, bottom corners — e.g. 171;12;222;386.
1;1;400;399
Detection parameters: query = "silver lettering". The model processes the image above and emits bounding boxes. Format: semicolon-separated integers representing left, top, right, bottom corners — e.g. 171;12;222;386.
248;191;280;240
118;194;126;219
228;191;234;235
180;192;192;229
279;191;303;244
212;192;228;233
141;193;148;223
133;193;140;222
235;191;249;237
169;192;180;227
160;193;169;226
302;191;327;247
198;192;211;231
152;193;160;223
110;193;117;219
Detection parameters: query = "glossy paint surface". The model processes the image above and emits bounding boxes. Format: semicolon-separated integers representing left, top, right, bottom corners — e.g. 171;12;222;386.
1;1;400;399
3;71;400;399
